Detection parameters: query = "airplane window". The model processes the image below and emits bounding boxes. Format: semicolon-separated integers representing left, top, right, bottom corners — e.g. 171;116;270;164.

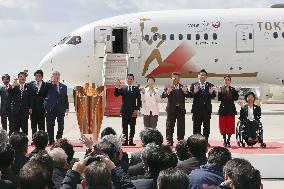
162;34;166;40
58;36;71;45
153;34;158;41
106;35;111;41
144;35;149;41
213;33;217;40
179;34;183;40
66;36;81;45
187;34;191;40
170;34;174;40
249;33;253;39
204;33;208;40
273;32;278;39
282;32;284;38
196;34;200;40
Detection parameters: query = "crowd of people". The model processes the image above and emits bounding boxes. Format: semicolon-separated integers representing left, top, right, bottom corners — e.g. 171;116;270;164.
0;127;263;189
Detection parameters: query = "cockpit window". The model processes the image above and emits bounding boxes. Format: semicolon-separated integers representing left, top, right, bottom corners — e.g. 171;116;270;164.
66;36;82;45
58;36;71;45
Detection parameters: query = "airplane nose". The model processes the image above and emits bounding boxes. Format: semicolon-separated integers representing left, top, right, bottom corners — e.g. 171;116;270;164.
38;54;50;70
38;48;57;80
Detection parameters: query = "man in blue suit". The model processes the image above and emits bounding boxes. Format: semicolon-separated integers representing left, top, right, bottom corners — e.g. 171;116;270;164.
44;71;69;145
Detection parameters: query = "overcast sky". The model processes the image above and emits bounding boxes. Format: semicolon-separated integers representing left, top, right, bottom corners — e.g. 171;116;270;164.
0;0;282;80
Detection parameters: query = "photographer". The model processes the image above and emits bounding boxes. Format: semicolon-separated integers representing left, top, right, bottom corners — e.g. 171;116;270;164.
82;134;129;173
60;156;135;189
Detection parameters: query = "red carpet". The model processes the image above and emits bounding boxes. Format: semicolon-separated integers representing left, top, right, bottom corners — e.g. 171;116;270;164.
28;140;284;155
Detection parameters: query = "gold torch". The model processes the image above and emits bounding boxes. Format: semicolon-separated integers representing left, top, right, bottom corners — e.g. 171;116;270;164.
74;83;105;144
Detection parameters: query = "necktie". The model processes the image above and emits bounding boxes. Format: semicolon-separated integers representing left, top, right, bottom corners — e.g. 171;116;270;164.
175;85;179;90
128;86;132;92
57;84;60;94
20;85;24;98
200;84;205;93
36;82;39;93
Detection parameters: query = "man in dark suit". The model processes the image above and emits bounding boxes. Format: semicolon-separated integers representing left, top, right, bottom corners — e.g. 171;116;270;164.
162;72;190;146
189;69;216;142
0;74;12;134
128;128;164;177
176;134;208;175
44;71;69;145
114;73;141;146
8;71;33;136
30;70;49;136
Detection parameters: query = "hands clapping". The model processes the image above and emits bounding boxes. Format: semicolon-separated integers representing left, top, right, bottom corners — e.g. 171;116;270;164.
194;84;200;94
166;84;172;94
235;86;241;92
209;86;215;94
115;79;122;89
238;100;244;107
182;85;188;94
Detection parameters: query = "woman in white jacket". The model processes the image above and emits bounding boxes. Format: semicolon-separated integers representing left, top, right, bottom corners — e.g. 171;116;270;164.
141;77;161;128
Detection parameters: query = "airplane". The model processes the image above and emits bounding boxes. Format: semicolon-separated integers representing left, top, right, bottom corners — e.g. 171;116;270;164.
39;4;284;101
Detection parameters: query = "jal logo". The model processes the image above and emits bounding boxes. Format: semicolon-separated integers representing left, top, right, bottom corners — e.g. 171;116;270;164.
212;21;221;28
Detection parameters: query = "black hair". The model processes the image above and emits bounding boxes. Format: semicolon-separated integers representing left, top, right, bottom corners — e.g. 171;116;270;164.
207;146;231;166
2;74;10;81
175;139;190;161
51;138;74;164
19;160;50;189
100;127;117;139
223;158;252;180
34;69;44;77
226;158;261;189
186;134;207;157
157;168;190;189
83;161;112;188
127;73;134;79
147;77;156;82
18;71;27;77
32;131;48;150
199;69;208;75
172;72;181;77
223;75;231;81
0;144;15;169
248;169;262;189
245;91;256;103
139;128;163;146
9;131;29;155
141;143;178;176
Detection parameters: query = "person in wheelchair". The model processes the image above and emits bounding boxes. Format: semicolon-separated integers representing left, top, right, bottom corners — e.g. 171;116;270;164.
239;92;261;143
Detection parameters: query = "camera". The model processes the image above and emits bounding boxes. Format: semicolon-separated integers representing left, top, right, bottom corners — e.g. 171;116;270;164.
85;156;101;166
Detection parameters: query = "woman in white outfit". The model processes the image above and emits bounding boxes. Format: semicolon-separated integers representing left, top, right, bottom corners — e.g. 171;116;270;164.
141;77;160;128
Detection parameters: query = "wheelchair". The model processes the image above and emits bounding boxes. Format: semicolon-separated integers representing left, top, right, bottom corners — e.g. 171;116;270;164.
236;120;266;148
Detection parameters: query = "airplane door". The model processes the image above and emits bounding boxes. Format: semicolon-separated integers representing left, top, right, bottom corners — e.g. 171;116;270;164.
129;36;141;60
94;26;112;57
236;24;254;53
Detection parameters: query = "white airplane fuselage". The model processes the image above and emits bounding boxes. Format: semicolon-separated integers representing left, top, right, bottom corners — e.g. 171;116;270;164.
39;8;284;88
